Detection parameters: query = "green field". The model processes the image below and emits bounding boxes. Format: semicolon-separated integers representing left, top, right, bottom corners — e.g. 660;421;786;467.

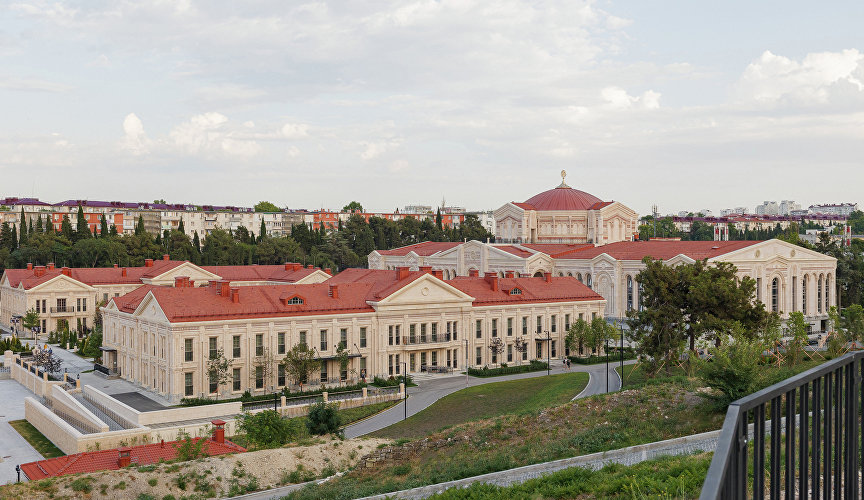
9;419;65;459
373;371;589;440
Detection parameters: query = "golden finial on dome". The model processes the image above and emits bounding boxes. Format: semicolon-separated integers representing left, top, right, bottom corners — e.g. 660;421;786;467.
557;169;569;188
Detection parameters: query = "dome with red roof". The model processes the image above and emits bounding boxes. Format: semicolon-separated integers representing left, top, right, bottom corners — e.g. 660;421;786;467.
523;181;603;211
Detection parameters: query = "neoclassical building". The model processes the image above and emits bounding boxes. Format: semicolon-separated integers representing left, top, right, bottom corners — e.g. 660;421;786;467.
494;171;639;244
0;257;330;335
368;239;838;331
101;269;606;403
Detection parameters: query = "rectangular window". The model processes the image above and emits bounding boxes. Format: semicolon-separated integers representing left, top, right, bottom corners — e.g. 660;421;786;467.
522;316;528;335
447;349;451;367
492;318;498;337
277;332;286;354
209;372;218;394
320;362;328;384
184;372;193;396
565;314;571;331
232;335;241;358
103;293;108;302
522;346;528;361
507;318;513;336
35;301;40;313
395;325;401;345
551;315;557;333
551;340;557;358
82;298;86;312
184;338;193;362
452;321;457;341
256;334;264;357
76;298;81;312
592;312;597;320
476;347;482;366
388;325;394;345
395;354;401;374
431;323;437;342
420;323;427;343
536;341;543;358
410;324;417;344
233;368;241;391
420;352;426;367
453;349;458;368
389;355;394;376
536;316;542;334
431;351;437;366
299;331;307;347
253;365;263;389
209;337;217;360
507;344;513;362
320;330;327;351
339;328;347;349
476;319;482;339
57;298;66;311
278;364;286;386
360;327;367;348
410;353;416;372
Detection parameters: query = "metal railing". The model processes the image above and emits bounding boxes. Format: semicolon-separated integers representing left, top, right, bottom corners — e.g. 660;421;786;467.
700;351;863;499
49;306;77;313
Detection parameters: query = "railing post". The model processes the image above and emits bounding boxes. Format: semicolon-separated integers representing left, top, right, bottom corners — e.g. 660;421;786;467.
322;391;328;403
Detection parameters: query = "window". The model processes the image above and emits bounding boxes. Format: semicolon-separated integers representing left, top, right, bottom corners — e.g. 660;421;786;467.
492;318;498;337
802;275;808;313
57;298;66;311
453;349;458;368
565;314;571;331
522;346;528;361
232;335;241;358
491;346;497;364
320;362;328;383
339;328;347;349
771;278;779;313
431;323;437;342
184;338;193;362
278;364;286;386
792;277;797;312
35;300;40;313
626;276;634;311
522;316;528;335
410;324;417;343
586;274;592;289
509;288;522;295
209;337;217;360
507;318;513;336
507;344;513;362
103;293;108;302
209;372;218;394
447;350;451;367
256;334;264;356
452;322;456;341
410;353;416;371
233;368;241;391
395;325;401;344
431;351;437;366
551;340;556;358
299;331;307;347
818;275;823;314
278;332;286;354
395;354;400;374
550;315;556;333
286;296;304;305
825;275;831;311
388;325;394;345
82;298;86;312
76;298;82;312
756;277;762;302
420;324;427;343
476;320;482;339
638;282;645;312
536;341;543;358
184;372;194;396
536;316;542;334
320;330;328;351
476;346;482;366
360;327;367;348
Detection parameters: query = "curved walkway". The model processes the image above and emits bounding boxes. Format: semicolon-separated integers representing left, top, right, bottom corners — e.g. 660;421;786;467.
344;358;635;439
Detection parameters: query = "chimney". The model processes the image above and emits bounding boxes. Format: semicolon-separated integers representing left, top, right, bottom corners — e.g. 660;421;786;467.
47;263;55;271
485;272;499;291
544;272;552;283
419;266;433;273
284;262;291;271
61;267;71;277
113;264;118;268
26;263;32;271
208;279;221;291
121;267;127;277
292;263;302;271
220;281;231;297
145;258;154;267
174;276;188;288
505;271;515;278
307;264;314;269
468;269;479;278
211;419;226;444
117;447;131;468
324;268;332;276
34;266;46;278
230;288;240;303
396;266;410;280
163;254;170;261
432;269;444;279
329;284;339;299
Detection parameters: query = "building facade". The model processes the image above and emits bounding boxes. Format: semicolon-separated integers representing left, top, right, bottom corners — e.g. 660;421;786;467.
101;269;606;403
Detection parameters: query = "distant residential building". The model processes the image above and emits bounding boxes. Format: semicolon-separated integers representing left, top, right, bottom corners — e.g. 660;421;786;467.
470;211;496;237
403;205;432;214
755;201;780;216
720;207;748;217
779;200;801;216
809;203;859;217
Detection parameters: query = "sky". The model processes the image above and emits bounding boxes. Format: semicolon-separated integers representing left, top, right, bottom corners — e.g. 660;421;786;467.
1;1;863;216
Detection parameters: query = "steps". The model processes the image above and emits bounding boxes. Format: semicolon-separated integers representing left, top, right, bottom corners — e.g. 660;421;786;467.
72;393;126;431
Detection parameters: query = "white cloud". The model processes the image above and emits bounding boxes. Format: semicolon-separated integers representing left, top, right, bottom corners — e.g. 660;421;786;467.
120;113;150;155
360;138;402;161
601;86;661;109
281;123;309;139
0;76;72;92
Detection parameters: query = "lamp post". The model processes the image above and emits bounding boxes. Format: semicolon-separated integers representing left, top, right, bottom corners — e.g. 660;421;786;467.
605;335;609;393
544;330;551;376
401;361;407;421
464;338;469;387
619;321;625;390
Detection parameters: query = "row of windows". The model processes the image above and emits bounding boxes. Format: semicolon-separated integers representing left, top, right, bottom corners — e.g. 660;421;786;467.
186;328;371;363
765;274;833;314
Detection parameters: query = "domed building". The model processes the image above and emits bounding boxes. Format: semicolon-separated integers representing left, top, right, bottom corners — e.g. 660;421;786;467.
494;171;639;244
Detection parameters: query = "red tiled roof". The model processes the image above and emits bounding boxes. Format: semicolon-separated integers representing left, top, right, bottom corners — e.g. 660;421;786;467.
447;276;604;306
588;201;614;210
21;438;245;481
512;202;536;210
3;260;185;289
325;268;429;300
520;243;595;258
493;245;535;258
523;186;603;211
201;265;322;283
376;241;461;256
553;240;763;261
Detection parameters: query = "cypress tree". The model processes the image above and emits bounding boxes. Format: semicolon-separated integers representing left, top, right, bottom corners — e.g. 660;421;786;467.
0;222;11;250
109;224;119;237
10;225;17;250
60;215;74;241
435;207;443;230
35;214;43;233
100;213;109;237
75;205;90;241
28;217;34;237
178;219;185;234
259;218;266;242
19;207;27;244
135;215;146;236
192;231;201;253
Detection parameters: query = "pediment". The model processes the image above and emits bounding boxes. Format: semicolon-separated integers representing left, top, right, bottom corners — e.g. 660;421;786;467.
590;253;617;268
666;254;697;266
131;293;169;322
30;274;96;293
145;262;221;285
493;202;526;220
372;274;474;308
293;270;331;284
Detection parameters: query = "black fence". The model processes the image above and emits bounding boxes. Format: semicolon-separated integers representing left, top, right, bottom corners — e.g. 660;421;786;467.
700;351;863;499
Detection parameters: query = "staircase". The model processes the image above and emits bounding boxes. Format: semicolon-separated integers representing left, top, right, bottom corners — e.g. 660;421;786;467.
72;393;126;431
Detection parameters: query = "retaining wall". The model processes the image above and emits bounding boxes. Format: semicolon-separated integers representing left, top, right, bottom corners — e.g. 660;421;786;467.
25;397;83;455
49;385;109;434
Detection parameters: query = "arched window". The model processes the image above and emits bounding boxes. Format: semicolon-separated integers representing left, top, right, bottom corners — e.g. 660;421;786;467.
586;274;592;289
499;271;505;278
818;275;823;313
626;276;634;311
558;272;564;277
802;275;807;314
576;273;582;282
567;272;573;277
638;282;644;311
771;278;779;313
825;274;831;311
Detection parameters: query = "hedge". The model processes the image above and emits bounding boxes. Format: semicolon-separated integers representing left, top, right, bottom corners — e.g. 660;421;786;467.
178;382;368;407
467;360;549;377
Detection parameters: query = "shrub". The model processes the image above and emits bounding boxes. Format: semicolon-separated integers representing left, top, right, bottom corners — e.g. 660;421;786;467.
173;431;207;461
237;410;295;448
696;337;764;408
306;402;342;435
467;360;548;377
69;477;94;493
372;375;414;387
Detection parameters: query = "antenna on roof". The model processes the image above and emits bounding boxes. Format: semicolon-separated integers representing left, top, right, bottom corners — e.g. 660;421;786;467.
652;204;659;238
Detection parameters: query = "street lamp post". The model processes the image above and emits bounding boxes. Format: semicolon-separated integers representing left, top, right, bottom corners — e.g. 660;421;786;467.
544;330;551;376
619;322;625;390
605;335;609;393
464;339;469;387
401;362;407;421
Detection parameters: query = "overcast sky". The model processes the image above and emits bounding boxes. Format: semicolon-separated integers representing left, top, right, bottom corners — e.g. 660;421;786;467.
1;1;863;215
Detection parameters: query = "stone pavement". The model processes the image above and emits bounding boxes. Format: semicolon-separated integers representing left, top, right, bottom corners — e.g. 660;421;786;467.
0;379;46;485
344;358;634;439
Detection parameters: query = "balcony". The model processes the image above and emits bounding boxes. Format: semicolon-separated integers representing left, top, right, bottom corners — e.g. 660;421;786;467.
402;334;454;346
49;306;77;314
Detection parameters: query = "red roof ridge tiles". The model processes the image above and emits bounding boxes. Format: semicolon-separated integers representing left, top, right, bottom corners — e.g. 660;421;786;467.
553;240;763;261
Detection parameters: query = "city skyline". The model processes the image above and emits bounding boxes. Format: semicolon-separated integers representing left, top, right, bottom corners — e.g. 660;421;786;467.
1;1;863;215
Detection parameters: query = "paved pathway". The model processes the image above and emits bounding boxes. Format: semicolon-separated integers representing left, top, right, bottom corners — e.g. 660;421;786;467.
0;379;45;484
344;358;634;439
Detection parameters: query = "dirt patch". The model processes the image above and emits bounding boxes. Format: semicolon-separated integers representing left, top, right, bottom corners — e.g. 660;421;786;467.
0;436;390;499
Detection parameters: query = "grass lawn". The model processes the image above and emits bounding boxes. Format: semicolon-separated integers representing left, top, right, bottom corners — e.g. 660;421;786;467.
425;452;712;500
9;419;65;459
373;371;589;440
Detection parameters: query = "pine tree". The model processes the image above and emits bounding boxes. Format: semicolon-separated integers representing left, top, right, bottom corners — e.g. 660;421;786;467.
135;215;146;236
435;207;443;231
75;205;90;241
0;222;11;251
109;224;119;237
178;219;185;234
28;217;34;237
99;213;109;237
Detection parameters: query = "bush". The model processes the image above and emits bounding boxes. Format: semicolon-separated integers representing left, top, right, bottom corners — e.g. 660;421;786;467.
569;348;636;365
372;375;414;387
696;337;764;408
467;360;548;377
306;402;342;435
178;382;368;407
0;336;29;353
237;410;296;448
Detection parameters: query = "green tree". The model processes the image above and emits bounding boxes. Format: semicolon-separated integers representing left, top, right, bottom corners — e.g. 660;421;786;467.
259;218;267;242
18;207;28;245
99;213;109;237
696;335;764;408
565;318;592;355
75;205;90;241
154;199;167;204
589;316;615;354
206;348;233;399
192;231;201;254
281;343;321;387
254;201;282;213
435;208;443;231
135;215;146;236
784;311;810;365
237;410;296;448
35;214;43;233
306;401;341;435
22;308;40;332
342;201;363;213
842;304;864;342
177;219;185;234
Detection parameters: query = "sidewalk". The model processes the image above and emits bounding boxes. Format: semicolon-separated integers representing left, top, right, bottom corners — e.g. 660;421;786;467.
0;380;47;484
